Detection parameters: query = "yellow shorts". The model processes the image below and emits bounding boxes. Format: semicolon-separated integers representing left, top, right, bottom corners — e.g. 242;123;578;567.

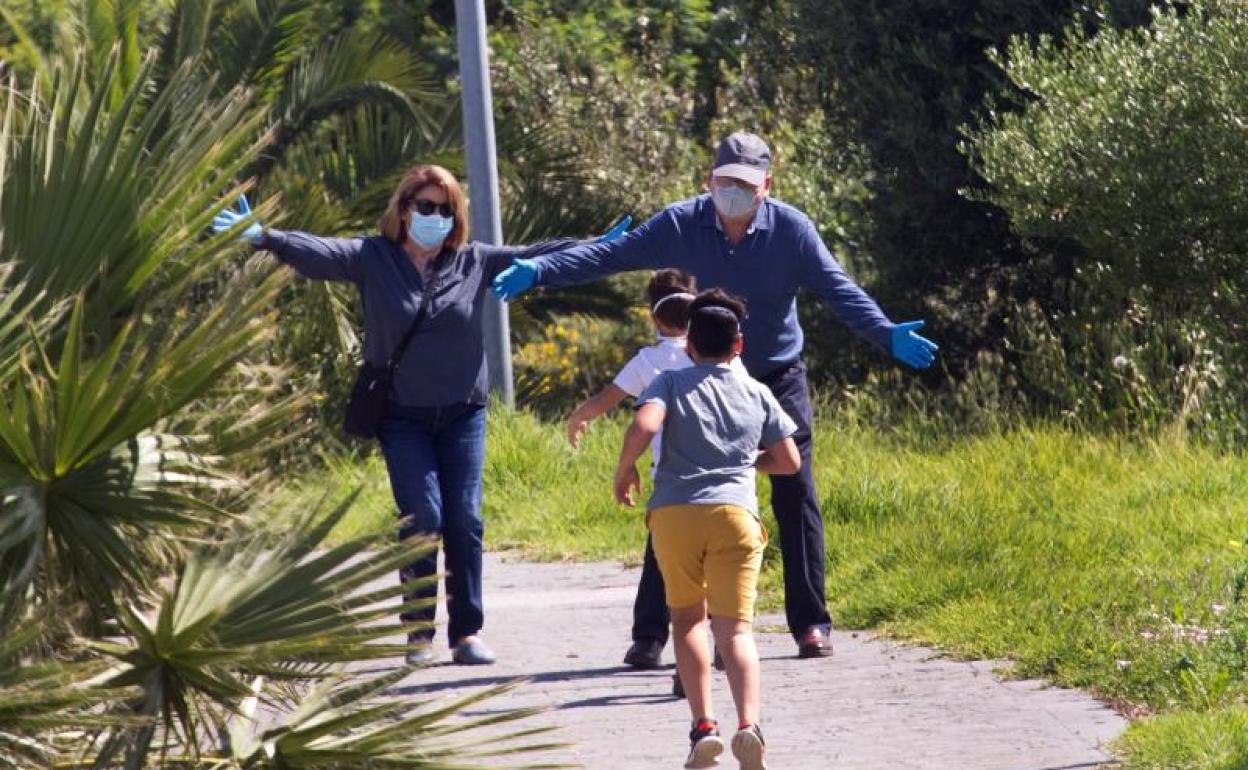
648;503;767;622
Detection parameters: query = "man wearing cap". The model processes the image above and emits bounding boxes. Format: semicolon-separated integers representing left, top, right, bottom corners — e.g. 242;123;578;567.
493;131;938;662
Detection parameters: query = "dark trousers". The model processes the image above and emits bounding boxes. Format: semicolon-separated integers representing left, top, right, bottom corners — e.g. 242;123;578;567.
631;359;832;643
380;402;486;647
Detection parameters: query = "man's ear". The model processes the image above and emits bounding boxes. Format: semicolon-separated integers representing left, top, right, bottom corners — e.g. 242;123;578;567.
732;335;744;355
761;175;772;196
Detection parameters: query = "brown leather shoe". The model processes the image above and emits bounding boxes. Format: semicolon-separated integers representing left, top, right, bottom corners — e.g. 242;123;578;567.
797;627;833;658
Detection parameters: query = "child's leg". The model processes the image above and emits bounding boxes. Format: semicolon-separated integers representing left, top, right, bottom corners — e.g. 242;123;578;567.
704;504;767;728
671;600;714;721
710;615;759;726
648;505;713;717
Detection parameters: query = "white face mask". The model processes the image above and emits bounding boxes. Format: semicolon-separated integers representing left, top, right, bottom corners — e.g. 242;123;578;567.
408;213;453;248
711;183;759;220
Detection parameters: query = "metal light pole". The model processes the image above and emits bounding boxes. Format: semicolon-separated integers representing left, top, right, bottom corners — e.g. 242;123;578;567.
455;0;514;407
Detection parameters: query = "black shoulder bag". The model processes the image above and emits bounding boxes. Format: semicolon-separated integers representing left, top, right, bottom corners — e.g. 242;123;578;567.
343;277;437;440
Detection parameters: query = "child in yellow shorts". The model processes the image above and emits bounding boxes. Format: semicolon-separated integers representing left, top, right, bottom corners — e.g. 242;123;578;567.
615;289;800;770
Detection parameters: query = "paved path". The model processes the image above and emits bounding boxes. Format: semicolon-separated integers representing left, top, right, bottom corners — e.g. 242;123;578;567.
384;554;1126;769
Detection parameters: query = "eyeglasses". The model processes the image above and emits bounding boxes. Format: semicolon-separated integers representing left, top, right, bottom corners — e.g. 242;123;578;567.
409;198;454;217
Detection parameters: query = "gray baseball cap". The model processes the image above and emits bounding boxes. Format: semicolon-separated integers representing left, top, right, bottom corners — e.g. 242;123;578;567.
712;132;771;185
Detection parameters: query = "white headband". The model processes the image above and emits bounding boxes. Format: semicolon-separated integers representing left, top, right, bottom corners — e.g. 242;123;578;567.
652;292;695;313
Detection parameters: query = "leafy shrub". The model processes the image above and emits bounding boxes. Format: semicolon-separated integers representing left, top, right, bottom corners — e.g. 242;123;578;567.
970;1;1248;322
491;1;711;217
514;309;652;414
965;0;1248;442
794;0;1155;355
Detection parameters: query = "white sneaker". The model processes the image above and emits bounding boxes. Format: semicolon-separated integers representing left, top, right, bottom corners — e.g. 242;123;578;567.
684;719;724;768
731;724;767;770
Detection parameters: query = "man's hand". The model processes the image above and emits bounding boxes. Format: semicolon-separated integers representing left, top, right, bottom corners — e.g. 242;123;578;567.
212;194;263;245
614;463;642;506
891;320;938;369
491;258;537;301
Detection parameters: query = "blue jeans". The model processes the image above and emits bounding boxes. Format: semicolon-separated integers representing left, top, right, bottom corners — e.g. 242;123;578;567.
379;402;486;647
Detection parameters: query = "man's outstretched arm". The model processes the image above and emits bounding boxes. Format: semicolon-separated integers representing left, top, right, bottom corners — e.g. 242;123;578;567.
799;220;937;369
492;210;678;300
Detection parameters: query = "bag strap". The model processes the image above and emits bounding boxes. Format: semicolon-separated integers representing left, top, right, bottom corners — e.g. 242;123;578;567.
385;270;440;374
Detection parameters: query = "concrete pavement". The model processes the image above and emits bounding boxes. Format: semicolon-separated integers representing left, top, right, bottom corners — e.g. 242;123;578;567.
378;554;1125;769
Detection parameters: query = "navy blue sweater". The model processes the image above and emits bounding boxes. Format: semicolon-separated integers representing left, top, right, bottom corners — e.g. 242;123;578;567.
532;194;896;378
262;229;574;407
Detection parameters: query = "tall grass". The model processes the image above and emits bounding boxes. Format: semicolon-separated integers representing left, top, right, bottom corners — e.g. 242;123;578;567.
276;405;1248;769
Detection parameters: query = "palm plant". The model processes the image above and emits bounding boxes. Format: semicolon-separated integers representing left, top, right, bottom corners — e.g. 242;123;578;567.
0;46;300;614
86;496;564;770
219;671;566;770
0;580;140;770
0;5;592;767
83;494;419;767
0;285;285;619
0;52;269;324
0;494;565;770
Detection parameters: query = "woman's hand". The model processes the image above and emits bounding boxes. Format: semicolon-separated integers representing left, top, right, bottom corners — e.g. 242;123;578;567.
492;215;631;301
212;194;263;245
597;215;632;243
491;258;537;301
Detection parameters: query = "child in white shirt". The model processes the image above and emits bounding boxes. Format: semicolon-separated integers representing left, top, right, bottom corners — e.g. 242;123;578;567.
566;268;697;454
566;269;746;687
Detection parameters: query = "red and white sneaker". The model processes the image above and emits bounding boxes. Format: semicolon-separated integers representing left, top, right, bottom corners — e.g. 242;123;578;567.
731;723;767;770
684;718;724;768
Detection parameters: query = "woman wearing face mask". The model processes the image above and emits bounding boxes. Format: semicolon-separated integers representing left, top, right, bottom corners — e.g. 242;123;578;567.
213;164;625;666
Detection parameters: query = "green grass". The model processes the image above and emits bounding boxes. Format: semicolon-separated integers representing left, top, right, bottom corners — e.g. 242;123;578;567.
1116;707;1248;769
276;406;1248;769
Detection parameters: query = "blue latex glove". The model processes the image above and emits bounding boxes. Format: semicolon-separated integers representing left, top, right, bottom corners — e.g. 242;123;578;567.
212;194;263;245
492;258;537;301
492;215;631;301
891;320;939;369
597;215;632;243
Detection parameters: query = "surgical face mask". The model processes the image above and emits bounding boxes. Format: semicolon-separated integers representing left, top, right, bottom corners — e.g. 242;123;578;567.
408;212;453;248
711;183;759;220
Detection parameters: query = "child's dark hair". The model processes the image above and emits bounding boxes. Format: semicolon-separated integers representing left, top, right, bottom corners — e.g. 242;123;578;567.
648;269;696;330
688;289;747;359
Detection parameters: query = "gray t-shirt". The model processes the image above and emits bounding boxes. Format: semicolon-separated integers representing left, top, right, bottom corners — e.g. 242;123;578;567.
638;362;797;515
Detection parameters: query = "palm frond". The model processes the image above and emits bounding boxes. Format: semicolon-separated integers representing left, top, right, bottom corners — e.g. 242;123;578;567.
182;361;316;490
107;0;143;106
204;0;316;100
90;494;438;766
0;49;271;323
0;602;138;769
0;265;286;614
0;265;57;389
0;6;51;90
254;29;440;178
153;0;215;92
219;671;568;770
